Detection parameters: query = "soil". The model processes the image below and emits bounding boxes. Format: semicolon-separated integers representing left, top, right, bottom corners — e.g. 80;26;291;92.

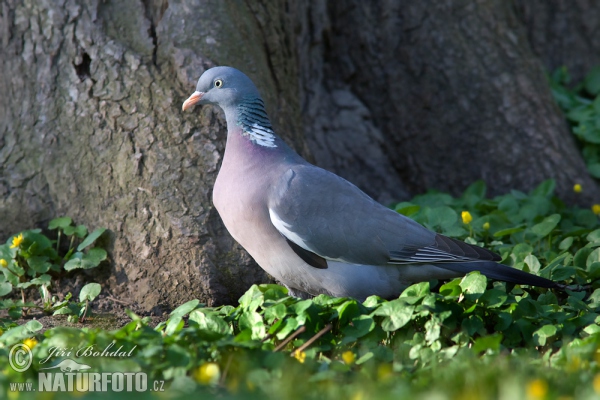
2;273;170;332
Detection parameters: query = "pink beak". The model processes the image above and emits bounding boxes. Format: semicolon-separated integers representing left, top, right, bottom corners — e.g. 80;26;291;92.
182;91;204;111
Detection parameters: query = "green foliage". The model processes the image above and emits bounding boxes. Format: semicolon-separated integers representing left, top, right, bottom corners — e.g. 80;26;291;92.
2;181;600;399
0;217;106;319
550;66;600;177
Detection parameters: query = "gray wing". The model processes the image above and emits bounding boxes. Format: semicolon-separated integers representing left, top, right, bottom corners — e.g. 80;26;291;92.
268;164;499;267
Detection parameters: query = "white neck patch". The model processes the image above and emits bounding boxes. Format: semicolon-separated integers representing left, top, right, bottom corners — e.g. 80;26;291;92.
243;123;277;148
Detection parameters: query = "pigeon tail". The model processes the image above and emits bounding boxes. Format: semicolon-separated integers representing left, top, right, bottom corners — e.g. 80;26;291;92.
440;261;560;289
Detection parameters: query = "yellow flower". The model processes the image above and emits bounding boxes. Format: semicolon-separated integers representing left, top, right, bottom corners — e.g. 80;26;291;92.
593;204;600;215
594;373;600;394
526;379;548;400
73;374;89;396
341;351;355;365
461;211;473;225
351;391;364;400
23;337;38;350
573;183;582;193
483;222;490;230
0;259;7;268
293;351;306;363
377;363;393;381
10;233;24;249
193;362;220;385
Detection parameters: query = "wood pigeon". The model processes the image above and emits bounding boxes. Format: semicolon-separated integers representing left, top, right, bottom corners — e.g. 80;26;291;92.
182;66;565;300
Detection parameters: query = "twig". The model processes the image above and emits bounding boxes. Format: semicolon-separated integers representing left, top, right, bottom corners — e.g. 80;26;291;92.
80;299;89;322
106;296;132;306
219;354;233;386
273;325;306;352
290;324;332;357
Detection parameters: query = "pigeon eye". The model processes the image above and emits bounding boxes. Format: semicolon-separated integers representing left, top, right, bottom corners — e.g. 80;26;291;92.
214;79;223;88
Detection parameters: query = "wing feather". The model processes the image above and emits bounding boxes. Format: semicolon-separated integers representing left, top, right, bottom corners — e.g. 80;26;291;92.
268;164;500;267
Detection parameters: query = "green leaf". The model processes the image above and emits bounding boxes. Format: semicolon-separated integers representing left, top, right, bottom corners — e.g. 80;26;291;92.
395;203;421;217
74;225;88;238
462;181;487;208
165;316;185;336
239;310;266;340
64;252;84;271
401;282;430;299
64;249;107;270
531;180;556;197
0;281;12;296
587;163;600;178
372;300;414;332
459;272;487;301
342;315;375;338
574;248;593;269
0;320;43;346
27;256;51;274
559;237;574;250
478;289;508;308
79;282;101;302
586;248;600;268
189;309;231;337
472;333;503;353
586;229;600;244
239;285;264;312
439;279;462;298
426;206;458;230
533;325;558;346
29;274;51;286
48;217;73;230
552;266;576;281
493;225;526;238
584;66;600;95
530;214;561;238
83;248;107;268
77;228;106;251
524;254;541;274
170;299;200;318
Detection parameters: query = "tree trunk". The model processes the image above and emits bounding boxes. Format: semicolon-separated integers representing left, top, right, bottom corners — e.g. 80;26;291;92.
1;0;598;310
296;0;600;205
516;0;600;83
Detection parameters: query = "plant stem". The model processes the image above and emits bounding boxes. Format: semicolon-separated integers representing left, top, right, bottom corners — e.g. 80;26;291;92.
274;325;306;352
290;324;332;357
56;229;61;253
80;299;89;322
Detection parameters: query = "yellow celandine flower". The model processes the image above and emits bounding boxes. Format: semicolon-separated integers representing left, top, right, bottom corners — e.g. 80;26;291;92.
573;183;582;193
341;351;355;365
593;373;600;394
483;222;490;230
10;233;24;249
293;351;306;363
23;337;38;350
0;259;7;268
377;363;393;381
526;379;548;400
193;362;220;385
351;391;364;400
73;374;89;396
461;211;473;225
593;204;600;215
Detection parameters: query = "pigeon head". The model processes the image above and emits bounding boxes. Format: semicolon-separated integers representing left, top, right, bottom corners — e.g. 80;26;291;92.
182;66;277;147
182;66;262;112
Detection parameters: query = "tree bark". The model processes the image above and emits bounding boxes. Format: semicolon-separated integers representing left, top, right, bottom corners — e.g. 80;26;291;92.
1;0;598;310
296;0;600;205
516;0;600;83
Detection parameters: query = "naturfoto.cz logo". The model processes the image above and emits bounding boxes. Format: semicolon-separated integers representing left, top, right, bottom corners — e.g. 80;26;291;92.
8;343;165;393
